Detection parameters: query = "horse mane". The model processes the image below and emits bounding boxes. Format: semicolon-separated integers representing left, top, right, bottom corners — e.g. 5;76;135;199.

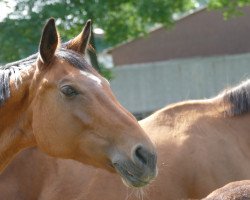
222;79;250;116
0;48;96;106
0;53;37;105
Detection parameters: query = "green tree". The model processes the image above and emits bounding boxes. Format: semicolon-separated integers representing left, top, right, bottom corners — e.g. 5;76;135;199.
209;0;250;18
0;0;195;63
1;0;250;66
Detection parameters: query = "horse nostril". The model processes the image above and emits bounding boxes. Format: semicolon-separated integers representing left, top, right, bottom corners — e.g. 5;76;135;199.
134;145;157;169
134;146;148;165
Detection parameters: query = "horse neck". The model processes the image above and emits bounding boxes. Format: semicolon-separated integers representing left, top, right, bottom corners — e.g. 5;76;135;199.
0;64;36;171
141;97;250;144
139;99;221;142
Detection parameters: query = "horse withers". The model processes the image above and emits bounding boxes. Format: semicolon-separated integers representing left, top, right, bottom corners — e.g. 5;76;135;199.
0;19;157;187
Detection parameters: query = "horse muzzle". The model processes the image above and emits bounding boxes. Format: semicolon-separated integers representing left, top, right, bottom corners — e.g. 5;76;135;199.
112;145;157;187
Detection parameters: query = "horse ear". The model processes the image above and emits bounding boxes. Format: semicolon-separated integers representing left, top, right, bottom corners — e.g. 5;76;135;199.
66;19;92;54
39;18;59;65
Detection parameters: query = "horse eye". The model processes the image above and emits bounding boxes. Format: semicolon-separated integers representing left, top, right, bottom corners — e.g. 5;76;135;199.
60;85;78;97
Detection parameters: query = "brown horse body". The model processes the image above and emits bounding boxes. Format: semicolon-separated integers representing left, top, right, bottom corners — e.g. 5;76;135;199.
1;80;250;199
204;180;250;200
0;19;156;187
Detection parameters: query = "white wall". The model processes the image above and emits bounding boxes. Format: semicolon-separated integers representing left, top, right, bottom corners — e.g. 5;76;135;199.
110;53;250;114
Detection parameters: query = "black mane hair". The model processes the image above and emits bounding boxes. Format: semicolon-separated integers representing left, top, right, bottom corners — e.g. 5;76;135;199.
0;53;37;105
223;80;250;116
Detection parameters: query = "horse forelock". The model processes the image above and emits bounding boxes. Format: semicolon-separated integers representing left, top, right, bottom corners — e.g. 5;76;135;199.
222;79;250;116
56;48;97;74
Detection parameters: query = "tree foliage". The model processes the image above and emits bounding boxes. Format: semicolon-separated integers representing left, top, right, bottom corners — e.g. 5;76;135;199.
0;0;195;63
0;0;250;64
209;0;250;18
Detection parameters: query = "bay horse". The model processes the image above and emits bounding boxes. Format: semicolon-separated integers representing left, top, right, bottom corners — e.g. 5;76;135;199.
204;180;250;200
0;18;157;187
1;80;250;199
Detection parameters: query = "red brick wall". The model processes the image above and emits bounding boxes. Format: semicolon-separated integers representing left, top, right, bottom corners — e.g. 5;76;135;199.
111;7;250;66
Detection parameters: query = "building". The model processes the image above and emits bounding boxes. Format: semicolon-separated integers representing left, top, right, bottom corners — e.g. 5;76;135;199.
109;7;250;66
109;7;250;118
